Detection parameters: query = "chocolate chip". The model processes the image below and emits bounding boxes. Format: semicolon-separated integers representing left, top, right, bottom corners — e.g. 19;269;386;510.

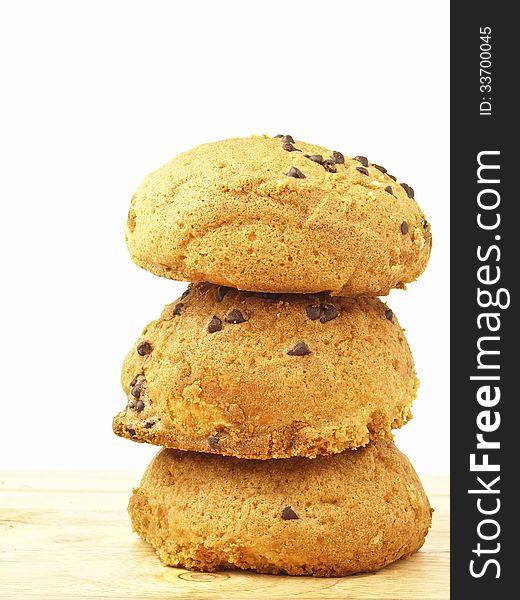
385;308;394;323
216;286;231;302
207;435;220;450
388;174;397;181
306;305;322;320
385;185;395;196
135;399;145;412
401;183;415;198
354;155;369;167
143;419;155;429
180;288;190;300
306;154;323;164
225;309;247;324
274;134;284;138
131;377;145;398
207;316;223;333
125;427;136;437
320;304;339;323
137;341;152;356
331;151;345;164
282;142;300;152
259;292;281;300
281;135;294;144
401;221;409;234
287;166;306;179
373;164;387;173
422;219;429;229
356;167;369;176
130;374;143;388
281;506;299;520
306;303;339;323
173;303;184;316
322;160;337;173
287;341;311;356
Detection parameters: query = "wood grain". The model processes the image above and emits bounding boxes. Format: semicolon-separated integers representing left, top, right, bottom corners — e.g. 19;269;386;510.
0;471;449;600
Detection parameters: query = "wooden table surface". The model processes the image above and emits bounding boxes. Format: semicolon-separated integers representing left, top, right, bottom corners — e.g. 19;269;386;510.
0;471;449;600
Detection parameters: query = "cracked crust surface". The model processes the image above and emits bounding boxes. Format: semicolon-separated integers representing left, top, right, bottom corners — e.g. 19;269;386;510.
125;135;431;296
112;283;417;458
129;440;432;576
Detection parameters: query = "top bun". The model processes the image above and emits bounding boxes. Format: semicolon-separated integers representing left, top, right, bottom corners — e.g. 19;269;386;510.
126;135;431;295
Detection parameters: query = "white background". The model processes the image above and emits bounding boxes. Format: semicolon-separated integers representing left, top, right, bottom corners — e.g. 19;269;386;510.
0;0;449;475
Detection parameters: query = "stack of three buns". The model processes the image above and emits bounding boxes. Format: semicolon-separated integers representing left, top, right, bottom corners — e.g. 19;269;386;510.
113;135;433;576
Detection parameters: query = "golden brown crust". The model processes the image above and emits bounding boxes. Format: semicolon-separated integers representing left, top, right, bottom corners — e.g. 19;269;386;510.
129;440;432;576
125;136;432;296
112;283;417;458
